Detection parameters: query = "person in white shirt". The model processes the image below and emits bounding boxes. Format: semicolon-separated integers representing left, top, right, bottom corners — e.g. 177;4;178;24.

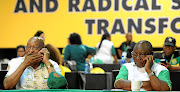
7;45;26;70
16;45;26;57
114;40;171;91
4;37;67;89
96;33;118;64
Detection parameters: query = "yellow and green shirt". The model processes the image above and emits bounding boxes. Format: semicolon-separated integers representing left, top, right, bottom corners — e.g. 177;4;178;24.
154;51;180;66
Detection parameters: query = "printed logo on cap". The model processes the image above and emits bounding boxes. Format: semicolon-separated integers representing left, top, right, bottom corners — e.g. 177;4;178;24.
168;38;173;42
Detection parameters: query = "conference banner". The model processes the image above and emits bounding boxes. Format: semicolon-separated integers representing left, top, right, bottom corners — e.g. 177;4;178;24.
0;0;179;48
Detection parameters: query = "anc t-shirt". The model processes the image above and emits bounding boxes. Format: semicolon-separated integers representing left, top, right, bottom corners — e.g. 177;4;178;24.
114;62;172;91
154;51;180;66
119;41;136;58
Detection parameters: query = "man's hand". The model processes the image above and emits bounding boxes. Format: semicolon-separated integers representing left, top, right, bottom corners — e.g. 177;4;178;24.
161;62;172;70
142;81;153;91
23;54;43;67
144;55;154;74
38;48;50;64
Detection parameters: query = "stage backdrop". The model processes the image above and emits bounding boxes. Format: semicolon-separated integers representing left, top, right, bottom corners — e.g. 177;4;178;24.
0;0;179;48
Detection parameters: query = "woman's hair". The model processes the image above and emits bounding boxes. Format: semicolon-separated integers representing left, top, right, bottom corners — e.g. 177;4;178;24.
69;33;82;45
45;44;62;65
98;33;110;50
34;30;44;37
16;45;25;51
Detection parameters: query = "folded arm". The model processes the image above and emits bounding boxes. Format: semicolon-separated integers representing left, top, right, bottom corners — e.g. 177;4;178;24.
147;74;169;91
115;80;131;91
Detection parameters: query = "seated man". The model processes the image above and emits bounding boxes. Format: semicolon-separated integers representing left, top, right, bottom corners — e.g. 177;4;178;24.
4;37;67;89
114;40;171;91
117;32;136;62
154;37;180;71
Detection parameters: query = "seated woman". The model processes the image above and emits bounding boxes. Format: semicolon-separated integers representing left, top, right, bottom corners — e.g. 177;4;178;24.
45;44;71;76
45;44;62;65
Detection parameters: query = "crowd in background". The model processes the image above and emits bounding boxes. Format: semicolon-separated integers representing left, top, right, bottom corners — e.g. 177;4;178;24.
2;30;180;91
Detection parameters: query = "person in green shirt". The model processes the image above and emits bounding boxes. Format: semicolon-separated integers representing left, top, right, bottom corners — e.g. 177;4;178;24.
154;37;180;71
114;40;171;91
64;33;96;71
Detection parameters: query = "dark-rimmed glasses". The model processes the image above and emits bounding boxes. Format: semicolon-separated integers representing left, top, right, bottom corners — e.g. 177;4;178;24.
26;46;40;51
131;51;152;58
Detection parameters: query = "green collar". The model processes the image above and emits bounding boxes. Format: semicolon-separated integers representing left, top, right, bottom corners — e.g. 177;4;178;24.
41;62;46;67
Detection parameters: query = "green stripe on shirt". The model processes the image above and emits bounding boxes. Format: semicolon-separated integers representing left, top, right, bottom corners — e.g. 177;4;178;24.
158;70;172;90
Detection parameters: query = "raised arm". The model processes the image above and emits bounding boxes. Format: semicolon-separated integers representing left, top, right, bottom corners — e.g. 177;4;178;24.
4;54;43;89
4;63;27;89
38;48;57;75
39;48;63;89
144;55;170;91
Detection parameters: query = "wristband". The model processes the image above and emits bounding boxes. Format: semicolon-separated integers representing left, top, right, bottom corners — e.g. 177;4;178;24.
47;63;53;69
148;72;155;77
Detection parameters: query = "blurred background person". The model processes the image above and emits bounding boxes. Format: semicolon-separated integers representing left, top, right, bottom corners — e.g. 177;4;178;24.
63;33;96;71
118;32;136;62
45;44;71;76
7;45;26;70
95;33;118;64
45;44;63;65
34;30;45;41
154;37;180;71
62;37;70;60
16;45;26;57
